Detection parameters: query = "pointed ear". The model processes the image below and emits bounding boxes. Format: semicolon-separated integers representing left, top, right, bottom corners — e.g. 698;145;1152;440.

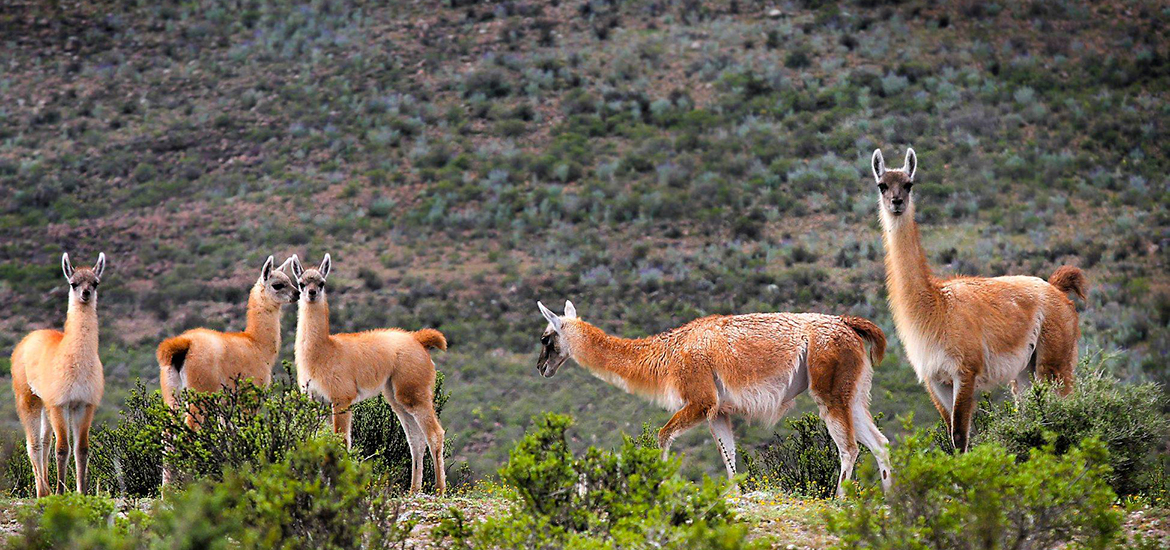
289;254;304;280
319;253;332;280
871;149;885;182
61;253;74;280
277;256;295;274
537;301;563;333
261;255;275;281
903;148;917;181
93;253;106;280
563;300;577;319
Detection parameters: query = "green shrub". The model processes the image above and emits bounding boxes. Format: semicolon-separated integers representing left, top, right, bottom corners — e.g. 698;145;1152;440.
157;362;330;484
88;381;166;497
975;368;1169;496
2;429;36;497
4;493;117;550
433;413;762;549
826;423;1123;550
744;412;871;498
3;436;413;550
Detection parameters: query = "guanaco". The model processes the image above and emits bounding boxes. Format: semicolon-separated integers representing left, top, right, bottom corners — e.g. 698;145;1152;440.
11;252;107;496
291;254;449;495
536;300;893;497
871;147;1086;452
156;255;299;426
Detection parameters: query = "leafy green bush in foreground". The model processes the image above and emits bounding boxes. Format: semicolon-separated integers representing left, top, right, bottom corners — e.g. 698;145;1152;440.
434;413;762;549
4;436;414;550
827;421;1123;550
975;368;1168;497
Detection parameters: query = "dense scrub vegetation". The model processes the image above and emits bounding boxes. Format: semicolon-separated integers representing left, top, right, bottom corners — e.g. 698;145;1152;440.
0;0;1166;480
3;437;417;549
827;425;1124;550
0;362;452;498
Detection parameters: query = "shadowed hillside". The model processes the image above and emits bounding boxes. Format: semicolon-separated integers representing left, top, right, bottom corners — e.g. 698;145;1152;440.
0;0;1166;478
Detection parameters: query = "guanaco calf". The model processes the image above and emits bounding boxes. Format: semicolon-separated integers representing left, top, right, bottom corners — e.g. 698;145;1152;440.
156;255;299;424
871;148;1086;452
11;252;107;496
291;254;449;495
536;301;892;497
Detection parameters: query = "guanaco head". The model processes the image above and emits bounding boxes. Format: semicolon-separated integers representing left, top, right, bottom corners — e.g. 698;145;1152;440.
258;255;300;304
535;300;577;377
871;148;917;218
288;253;330;304
62;252;106;305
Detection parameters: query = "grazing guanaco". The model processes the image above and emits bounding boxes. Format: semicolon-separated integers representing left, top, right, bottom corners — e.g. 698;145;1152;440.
536;301;892;497
871;147;1086;452
11;252;107;496
290;254;449;495
156;255;299;483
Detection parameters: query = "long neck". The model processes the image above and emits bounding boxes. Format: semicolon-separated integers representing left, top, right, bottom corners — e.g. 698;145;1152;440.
564;320;665;390
880;201;944;328
244;283;282;355
296;297;331;350
61;295;99;360
294;297;331;386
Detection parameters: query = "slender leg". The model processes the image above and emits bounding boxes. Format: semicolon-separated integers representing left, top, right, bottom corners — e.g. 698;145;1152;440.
658;403;712;460
950;371;978;453
707;413;737;482
17;398;47;497
46;405;70;494
331;399;354;449
384;390;427;494
852;405;893;492
408;403;446;496
819;405;859;498
71;403;95;494
38;409;51;496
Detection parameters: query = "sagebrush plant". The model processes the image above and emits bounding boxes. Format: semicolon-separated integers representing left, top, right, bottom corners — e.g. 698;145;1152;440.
974;366;1168;496
433;413;764;549
826;418;1123;550
743;412;874;498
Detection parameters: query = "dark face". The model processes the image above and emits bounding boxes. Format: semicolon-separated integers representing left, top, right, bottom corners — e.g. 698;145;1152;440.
536;328;569;377
878;171;914;217
299;270;327;303
69;269;101;305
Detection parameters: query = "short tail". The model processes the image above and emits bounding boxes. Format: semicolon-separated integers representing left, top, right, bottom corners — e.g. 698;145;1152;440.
157;336;191;373
842;316;886;368
413;328;447;351
1048;266;1087;301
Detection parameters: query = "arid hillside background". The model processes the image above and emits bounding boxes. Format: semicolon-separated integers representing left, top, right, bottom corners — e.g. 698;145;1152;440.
0;0;1166;479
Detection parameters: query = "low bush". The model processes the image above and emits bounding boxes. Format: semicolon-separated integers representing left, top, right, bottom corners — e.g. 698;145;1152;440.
974;367;1168;497
157;363;330;484
3;436;414;550
88;381;166;497
826;422;1123;550
4;493;117;550
433;413;762;549
743;412;872;498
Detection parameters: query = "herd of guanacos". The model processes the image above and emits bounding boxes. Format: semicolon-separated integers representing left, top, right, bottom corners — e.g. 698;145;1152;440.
10;148;1088;498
